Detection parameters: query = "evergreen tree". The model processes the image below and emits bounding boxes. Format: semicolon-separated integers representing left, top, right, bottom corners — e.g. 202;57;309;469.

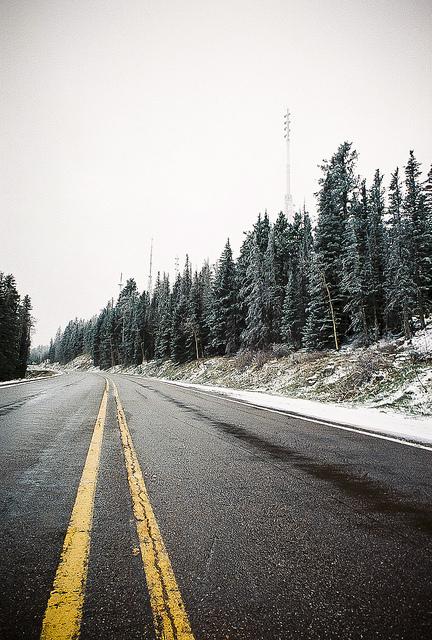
281;209;313;349
198;261;214;355
0;273;20;380
341;206;369;341
40;145;432;367
241;236;269;350
48;338;55;362
367;170;386;338
384;168;416;338
236;230;254;342
313;142;358;347
403;151;432;327
170;257;192;363
16;295;32;377
154;274;172;360
302;253;336;350
187;271;207;359
271;212;291;341
210;240;238;355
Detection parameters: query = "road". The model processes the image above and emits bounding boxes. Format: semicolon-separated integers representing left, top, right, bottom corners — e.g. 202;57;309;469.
0;371;431;639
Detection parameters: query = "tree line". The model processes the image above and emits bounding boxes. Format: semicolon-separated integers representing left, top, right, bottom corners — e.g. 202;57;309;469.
0;273;32;381
37;143;432;369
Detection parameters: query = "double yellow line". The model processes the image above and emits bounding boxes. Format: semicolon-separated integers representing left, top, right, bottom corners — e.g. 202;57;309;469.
40;378;194;640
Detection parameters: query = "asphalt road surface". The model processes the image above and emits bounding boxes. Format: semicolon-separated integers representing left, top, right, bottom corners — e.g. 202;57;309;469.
0;371;431;639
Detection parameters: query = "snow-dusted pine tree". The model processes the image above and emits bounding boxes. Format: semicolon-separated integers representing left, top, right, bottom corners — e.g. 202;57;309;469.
403;151;432;327
210;240;238;355
366;170;387;338
384;168;416;339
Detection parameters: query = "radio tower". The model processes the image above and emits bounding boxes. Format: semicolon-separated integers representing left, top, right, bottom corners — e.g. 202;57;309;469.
147;238;153;296
284;108;295;221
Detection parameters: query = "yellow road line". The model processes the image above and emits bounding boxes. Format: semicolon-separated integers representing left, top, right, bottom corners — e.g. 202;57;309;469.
112;379;195;640
40;379;109;640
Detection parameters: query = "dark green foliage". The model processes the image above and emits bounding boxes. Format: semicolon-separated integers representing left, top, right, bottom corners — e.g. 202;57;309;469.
367;170;387;337
302;253;335;350
281;210;312;349
17;295;32;377
314;142;359;346
41;143;432;367
210;240;238;355
403;152;432;327
0;273;32;381
241;236;269;350
384;168;416;339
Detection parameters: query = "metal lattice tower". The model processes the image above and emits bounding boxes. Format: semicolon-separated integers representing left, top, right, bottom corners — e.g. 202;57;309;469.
284;108;295;221
147;239;153;296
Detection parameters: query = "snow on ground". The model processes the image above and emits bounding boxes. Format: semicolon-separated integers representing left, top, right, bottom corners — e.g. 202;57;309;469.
0;371;62;387
151;378;432;448
42;321;432;446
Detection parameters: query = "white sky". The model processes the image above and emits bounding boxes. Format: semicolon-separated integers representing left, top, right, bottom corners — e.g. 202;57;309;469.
1;0;431;346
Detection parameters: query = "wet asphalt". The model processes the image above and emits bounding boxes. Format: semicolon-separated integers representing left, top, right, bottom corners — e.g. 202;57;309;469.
0;371;431;639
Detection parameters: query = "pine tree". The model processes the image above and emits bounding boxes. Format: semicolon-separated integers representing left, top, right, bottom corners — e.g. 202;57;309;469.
154;274;172;360
403;152;432;327
367;170;386;338
303;253;336;350
341;207;369;341
384;168;416;338
16;295;32;377
236;230;254;343
210;240;238;355
48;338;55;362
170;257;192;363
187;271;206;359
241;236;269;350
0;273;20;380
271;212;291;341
281;209;313;349
198;261;214;355
313;142;358;347
255;211;271;254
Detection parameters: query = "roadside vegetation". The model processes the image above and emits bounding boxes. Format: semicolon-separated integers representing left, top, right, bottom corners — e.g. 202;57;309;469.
0;273;32;382
28;143;432;413
34;144;432;369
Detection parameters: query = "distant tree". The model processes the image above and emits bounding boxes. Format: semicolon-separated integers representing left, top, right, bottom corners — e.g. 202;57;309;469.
0;273;32;381
0;274;21;380
16;295;33;377
170;257;192;363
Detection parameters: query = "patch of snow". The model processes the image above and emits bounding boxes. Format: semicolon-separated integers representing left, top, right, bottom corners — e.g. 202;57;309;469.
151;378;432;448
0;372;63;388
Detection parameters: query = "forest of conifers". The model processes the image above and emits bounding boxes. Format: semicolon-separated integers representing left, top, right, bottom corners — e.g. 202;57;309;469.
0;274;32;381
35;142;432;369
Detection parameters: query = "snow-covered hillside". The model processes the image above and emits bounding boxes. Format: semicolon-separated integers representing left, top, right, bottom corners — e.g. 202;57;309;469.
115;325;432;416
50;322;432;418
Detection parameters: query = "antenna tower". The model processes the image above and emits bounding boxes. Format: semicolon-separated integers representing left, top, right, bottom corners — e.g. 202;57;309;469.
283;108;295;221
147;238;154;296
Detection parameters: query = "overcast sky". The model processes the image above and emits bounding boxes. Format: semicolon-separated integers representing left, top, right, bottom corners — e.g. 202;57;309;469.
1;0;431;346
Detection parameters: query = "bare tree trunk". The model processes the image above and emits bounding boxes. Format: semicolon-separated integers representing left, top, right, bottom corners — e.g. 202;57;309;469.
321;272;339;351
402;305;412;341
194;330;200;360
